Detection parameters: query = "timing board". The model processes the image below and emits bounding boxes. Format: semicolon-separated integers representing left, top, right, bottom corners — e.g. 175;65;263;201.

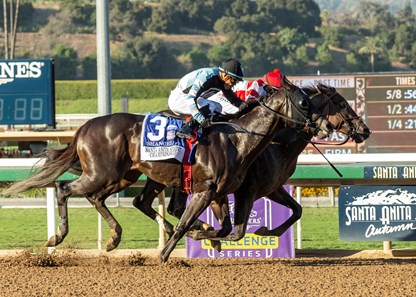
288;73;416;154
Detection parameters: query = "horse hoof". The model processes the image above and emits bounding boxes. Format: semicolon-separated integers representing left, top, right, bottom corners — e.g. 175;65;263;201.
106;241;118;252
160;253;168;264
254;226;269;236
211;240;222;252
185;230;199;240
106;236;121;252
45;235;60;247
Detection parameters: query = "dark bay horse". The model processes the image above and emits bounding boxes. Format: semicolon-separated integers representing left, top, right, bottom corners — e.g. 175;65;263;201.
3;76;333;263
158;84;371;244
184;83;371;243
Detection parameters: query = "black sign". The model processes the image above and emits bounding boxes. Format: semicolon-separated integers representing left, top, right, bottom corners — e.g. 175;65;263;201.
289;73;416;153
0;59;55;126
339;186;416;241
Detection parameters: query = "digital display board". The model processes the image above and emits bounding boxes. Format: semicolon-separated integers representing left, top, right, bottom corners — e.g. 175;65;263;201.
0;59;55;126
288;73;416;154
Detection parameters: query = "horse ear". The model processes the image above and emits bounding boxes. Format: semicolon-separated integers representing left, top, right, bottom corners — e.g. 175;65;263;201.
281;75;296;91
280;75;290;90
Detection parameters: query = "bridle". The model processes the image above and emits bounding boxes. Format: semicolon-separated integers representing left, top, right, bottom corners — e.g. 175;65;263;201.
257;87;327;136
309;90;363;144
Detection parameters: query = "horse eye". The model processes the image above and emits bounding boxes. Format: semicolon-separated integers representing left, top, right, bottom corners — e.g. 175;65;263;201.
299;98;309;108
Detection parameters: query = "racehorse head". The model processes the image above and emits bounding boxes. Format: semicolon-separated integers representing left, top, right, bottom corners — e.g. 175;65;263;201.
260;75;333;138
312;83;371;143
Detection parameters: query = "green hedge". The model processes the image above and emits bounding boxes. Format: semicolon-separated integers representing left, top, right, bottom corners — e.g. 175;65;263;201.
55;79;178;101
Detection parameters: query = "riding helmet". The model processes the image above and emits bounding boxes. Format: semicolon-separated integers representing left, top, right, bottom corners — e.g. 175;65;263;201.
262;69;282;87
219;58;244;81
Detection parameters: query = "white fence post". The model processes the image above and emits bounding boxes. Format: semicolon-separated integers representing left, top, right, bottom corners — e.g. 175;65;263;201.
46;187;56;254
158;191;166;249
296;186;302;250
329;186;335;207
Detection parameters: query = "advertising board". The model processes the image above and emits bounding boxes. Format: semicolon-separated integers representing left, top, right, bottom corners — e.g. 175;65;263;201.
186;187;295;258
0;59;55;126
339;185;416;241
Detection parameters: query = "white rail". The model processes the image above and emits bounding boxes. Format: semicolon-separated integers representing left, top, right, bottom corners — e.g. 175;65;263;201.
297;153;416;164
2;154;414;253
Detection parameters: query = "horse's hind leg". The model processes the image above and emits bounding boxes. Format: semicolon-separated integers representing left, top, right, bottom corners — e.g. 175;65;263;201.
254;186;302;237
45;180;72;247
133;179;175;238
160;190;215;263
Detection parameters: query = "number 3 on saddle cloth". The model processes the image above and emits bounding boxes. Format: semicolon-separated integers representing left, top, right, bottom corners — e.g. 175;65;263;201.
140;113;198;194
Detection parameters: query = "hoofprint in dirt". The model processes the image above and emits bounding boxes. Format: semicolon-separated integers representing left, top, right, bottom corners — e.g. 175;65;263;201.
0;249;415;297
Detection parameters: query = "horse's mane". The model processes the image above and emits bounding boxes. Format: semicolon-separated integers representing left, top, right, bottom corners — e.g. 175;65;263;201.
316;83;335;93
302;84;320;97
302;83;336;97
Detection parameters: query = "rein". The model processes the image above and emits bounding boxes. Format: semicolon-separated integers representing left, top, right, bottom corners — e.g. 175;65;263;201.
311;142;343;177
257;91;314;128
210;89;315;136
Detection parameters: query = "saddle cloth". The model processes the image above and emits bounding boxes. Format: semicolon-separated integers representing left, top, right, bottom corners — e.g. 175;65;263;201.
140;113;197;194
140;113;186;162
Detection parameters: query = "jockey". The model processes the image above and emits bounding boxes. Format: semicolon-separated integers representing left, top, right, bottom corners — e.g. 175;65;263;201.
168;58;244;139
233;68;283;101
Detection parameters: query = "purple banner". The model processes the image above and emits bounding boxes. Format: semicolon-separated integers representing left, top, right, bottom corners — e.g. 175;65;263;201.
186;186;295;258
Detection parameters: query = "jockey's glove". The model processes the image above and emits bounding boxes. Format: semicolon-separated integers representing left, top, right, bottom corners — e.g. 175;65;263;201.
238;99;258;112
193;112;206;124
200;118;211;129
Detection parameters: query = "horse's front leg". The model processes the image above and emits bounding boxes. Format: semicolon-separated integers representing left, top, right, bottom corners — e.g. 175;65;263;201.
185;194;231;252
192;185;256;242
254;186;302;237
168;189;226;234
45;181;72;247
186;194;232;238
160;190;215;263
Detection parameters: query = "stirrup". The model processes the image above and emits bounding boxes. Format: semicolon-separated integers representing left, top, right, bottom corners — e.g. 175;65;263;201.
176;126;196;139
176;130;195;139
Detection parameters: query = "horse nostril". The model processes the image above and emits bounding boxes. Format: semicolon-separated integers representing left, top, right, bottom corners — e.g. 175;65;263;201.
326;122;334;132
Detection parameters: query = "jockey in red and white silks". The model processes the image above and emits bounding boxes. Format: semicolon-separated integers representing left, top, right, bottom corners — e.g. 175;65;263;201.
233;79;268;101
233;69;283;101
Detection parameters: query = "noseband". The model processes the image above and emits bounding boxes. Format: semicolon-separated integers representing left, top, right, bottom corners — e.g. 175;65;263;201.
317;90;364;141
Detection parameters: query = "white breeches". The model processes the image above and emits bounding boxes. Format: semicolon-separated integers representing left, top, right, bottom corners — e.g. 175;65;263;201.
168;89;239;116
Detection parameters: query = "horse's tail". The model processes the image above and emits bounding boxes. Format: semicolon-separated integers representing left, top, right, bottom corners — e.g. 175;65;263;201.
3;131;82;196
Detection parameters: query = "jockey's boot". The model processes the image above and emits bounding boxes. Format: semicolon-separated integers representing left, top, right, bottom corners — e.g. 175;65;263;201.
176;117;200;139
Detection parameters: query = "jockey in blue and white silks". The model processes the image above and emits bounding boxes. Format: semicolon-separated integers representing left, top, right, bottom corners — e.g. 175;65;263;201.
168;58;244;139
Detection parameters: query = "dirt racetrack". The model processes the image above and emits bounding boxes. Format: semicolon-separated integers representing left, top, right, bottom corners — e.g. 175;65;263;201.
0;249;415;297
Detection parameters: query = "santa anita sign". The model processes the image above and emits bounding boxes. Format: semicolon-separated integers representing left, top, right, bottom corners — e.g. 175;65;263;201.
339;185;416;241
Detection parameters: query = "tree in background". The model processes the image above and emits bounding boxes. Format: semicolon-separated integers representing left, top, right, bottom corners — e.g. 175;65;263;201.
358;36;385;72
2;0;20;59
81;54;97;80
315;42;333;72
109;0;150;41
256;0;321;37
52;44;78;79
390;3;416;65
318;10;344;48
353;1;394;35
146;0;179;33
112;36;183;79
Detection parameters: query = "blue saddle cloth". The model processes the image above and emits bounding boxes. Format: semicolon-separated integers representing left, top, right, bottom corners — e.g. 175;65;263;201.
140;113;186;161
